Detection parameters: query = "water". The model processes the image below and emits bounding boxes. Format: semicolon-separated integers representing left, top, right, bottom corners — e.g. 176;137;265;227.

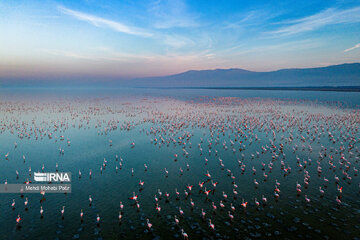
0;88;359;239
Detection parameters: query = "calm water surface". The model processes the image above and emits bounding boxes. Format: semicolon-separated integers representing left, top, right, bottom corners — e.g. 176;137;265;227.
0;88;359;240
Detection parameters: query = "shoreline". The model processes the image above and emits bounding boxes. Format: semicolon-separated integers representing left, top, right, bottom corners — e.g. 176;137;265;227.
1;86;360;92
136;86;360;92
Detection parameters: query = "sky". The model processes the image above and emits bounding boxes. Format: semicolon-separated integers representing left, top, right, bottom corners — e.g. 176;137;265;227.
0;0;360;81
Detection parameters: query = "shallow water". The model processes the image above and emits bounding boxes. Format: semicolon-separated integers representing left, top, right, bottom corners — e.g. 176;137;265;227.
0;88;359;240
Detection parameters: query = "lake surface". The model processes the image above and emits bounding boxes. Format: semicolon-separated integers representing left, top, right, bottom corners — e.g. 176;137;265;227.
0;88;359;240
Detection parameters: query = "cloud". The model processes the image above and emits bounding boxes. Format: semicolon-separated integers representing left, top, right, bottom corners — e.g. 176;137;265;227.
225;9;280;29
344;43;360;52
223;39;321;56
148;0;199;29
58;6;152;37
57;5;196;48
163;35;195;48
42;47;217;65
269;7;360;36
42;48;150;63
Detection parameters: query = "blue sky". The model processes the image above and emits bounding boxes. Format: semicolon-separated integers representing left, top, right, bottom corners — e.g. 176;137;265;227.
0;0;360;80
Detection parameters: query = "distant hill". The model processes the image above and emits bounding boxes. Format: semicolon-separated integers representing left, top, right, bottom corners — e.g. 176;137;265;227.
1;63;359;88
127;63;360;87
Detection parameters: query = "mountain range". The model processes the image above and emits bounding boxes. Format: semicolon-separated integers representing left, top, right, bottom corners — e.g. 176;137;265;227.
127;63;360;88
1;63;359;88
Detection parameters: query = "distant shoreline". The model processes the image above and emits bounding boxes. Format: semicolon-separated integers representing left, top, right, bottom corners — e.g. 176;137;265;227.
136;86;360;92
1;86;360;92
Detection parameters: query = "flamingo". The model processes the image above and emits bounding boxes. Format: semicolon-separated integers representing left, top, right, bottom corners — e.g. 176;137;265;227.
209;219;215;230
219;200;225;209
241;199;248;209
201;208;206;218
337;186;343;194
155;203;161;213
129;192;138;201
24;197;28;209
211;181;218;188
254;179;259;188
262;195;267;204
204;187;211;197
190;198;195;208
222;191;228;199
16;215;21;224
181;229;189;239
336;196;342;206
146;219;152;229
61;206;65;218
233;188;238;197
228;211;234;220
179;207;184;216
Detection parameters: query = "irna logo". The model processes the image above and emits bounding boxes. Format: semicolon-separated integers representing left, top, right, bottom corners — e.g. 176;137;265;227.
34;172;71;182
